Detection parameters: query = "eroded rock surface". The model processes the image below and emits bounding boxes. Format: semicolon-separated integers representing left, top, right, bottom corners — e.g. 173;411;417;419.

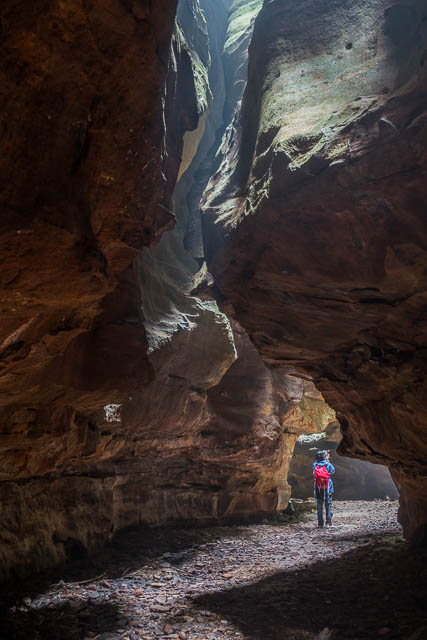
120;320;308;527
203;0;427;543
3;0;423;584
0;0;184;579
0;0;316;581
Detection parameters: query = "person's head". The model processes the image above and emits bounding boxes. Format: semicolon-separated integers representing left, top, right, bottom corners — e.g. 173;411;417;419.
315;450;326;462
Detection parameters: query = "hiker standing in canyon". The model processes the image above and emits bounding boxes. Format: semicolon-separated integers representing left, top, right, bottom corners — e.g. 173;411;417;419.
313;450;335;528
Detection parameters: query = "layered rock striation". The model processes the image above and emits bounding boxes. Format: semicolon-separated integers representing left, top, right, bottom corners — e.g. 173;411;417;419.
126;0;315;533
0;0;183;579
203;0;427;543
0;0;317;581
3;0;418;583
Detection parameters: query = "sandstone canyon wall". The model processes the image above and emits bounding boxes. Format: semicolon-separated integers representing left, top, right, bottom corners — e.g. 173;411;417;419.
0;0;181;580
2;0;425;583
0;0;322;581
203;0;427;544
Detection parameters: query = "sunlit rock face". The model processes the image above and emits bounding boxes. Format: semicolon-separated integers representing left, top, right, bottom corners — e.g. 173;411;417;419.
203;0;427;543
127;0;302;528
173;0;262;263
222;0;264;127
136;0;238;398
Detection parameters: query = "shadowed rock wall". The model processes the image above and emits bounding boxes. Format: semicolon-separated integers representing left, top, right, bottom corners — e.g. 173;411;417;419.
203;0;427;544
0;0;312;581
0;0;183;579
118;320;314;527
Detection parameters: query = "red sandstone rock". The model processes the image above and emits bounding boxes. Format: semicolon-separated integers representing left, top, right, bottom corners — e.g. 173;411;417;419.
4;0;422;586
0;0;179;579
0;0;313;581
203;0;427;544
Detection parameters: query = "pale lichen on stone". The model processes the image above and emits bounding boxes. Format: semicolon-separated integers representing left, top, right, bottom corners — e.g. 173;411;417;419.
104;404;122;423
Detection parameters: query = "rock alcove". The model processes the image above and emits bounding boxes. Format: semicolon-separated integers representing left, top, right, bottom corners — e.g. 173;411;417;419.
0;0;426;627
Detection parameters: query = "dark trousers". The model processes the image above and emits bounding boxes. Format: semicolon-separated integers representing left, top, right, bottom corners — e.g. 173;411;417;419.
316;490;333;526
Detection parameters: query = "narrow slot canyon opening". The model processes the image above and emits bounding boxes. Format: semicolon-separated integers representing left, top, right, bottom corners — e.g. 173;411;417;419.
1;0;427;638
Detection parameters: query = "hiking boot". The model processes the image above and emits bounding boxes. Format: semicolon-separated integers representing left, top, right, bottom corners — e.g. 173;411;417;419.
326;522;333;527
317;524;324;528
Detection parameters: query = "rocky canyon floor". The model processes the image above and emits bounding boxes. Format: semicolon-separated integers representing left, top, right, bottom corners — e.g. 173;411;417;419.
1;501;426;640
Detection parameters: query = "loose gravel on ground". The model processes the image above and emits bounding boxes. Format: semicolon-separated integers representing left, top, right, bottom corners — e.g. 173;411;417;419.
1;501;426;640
